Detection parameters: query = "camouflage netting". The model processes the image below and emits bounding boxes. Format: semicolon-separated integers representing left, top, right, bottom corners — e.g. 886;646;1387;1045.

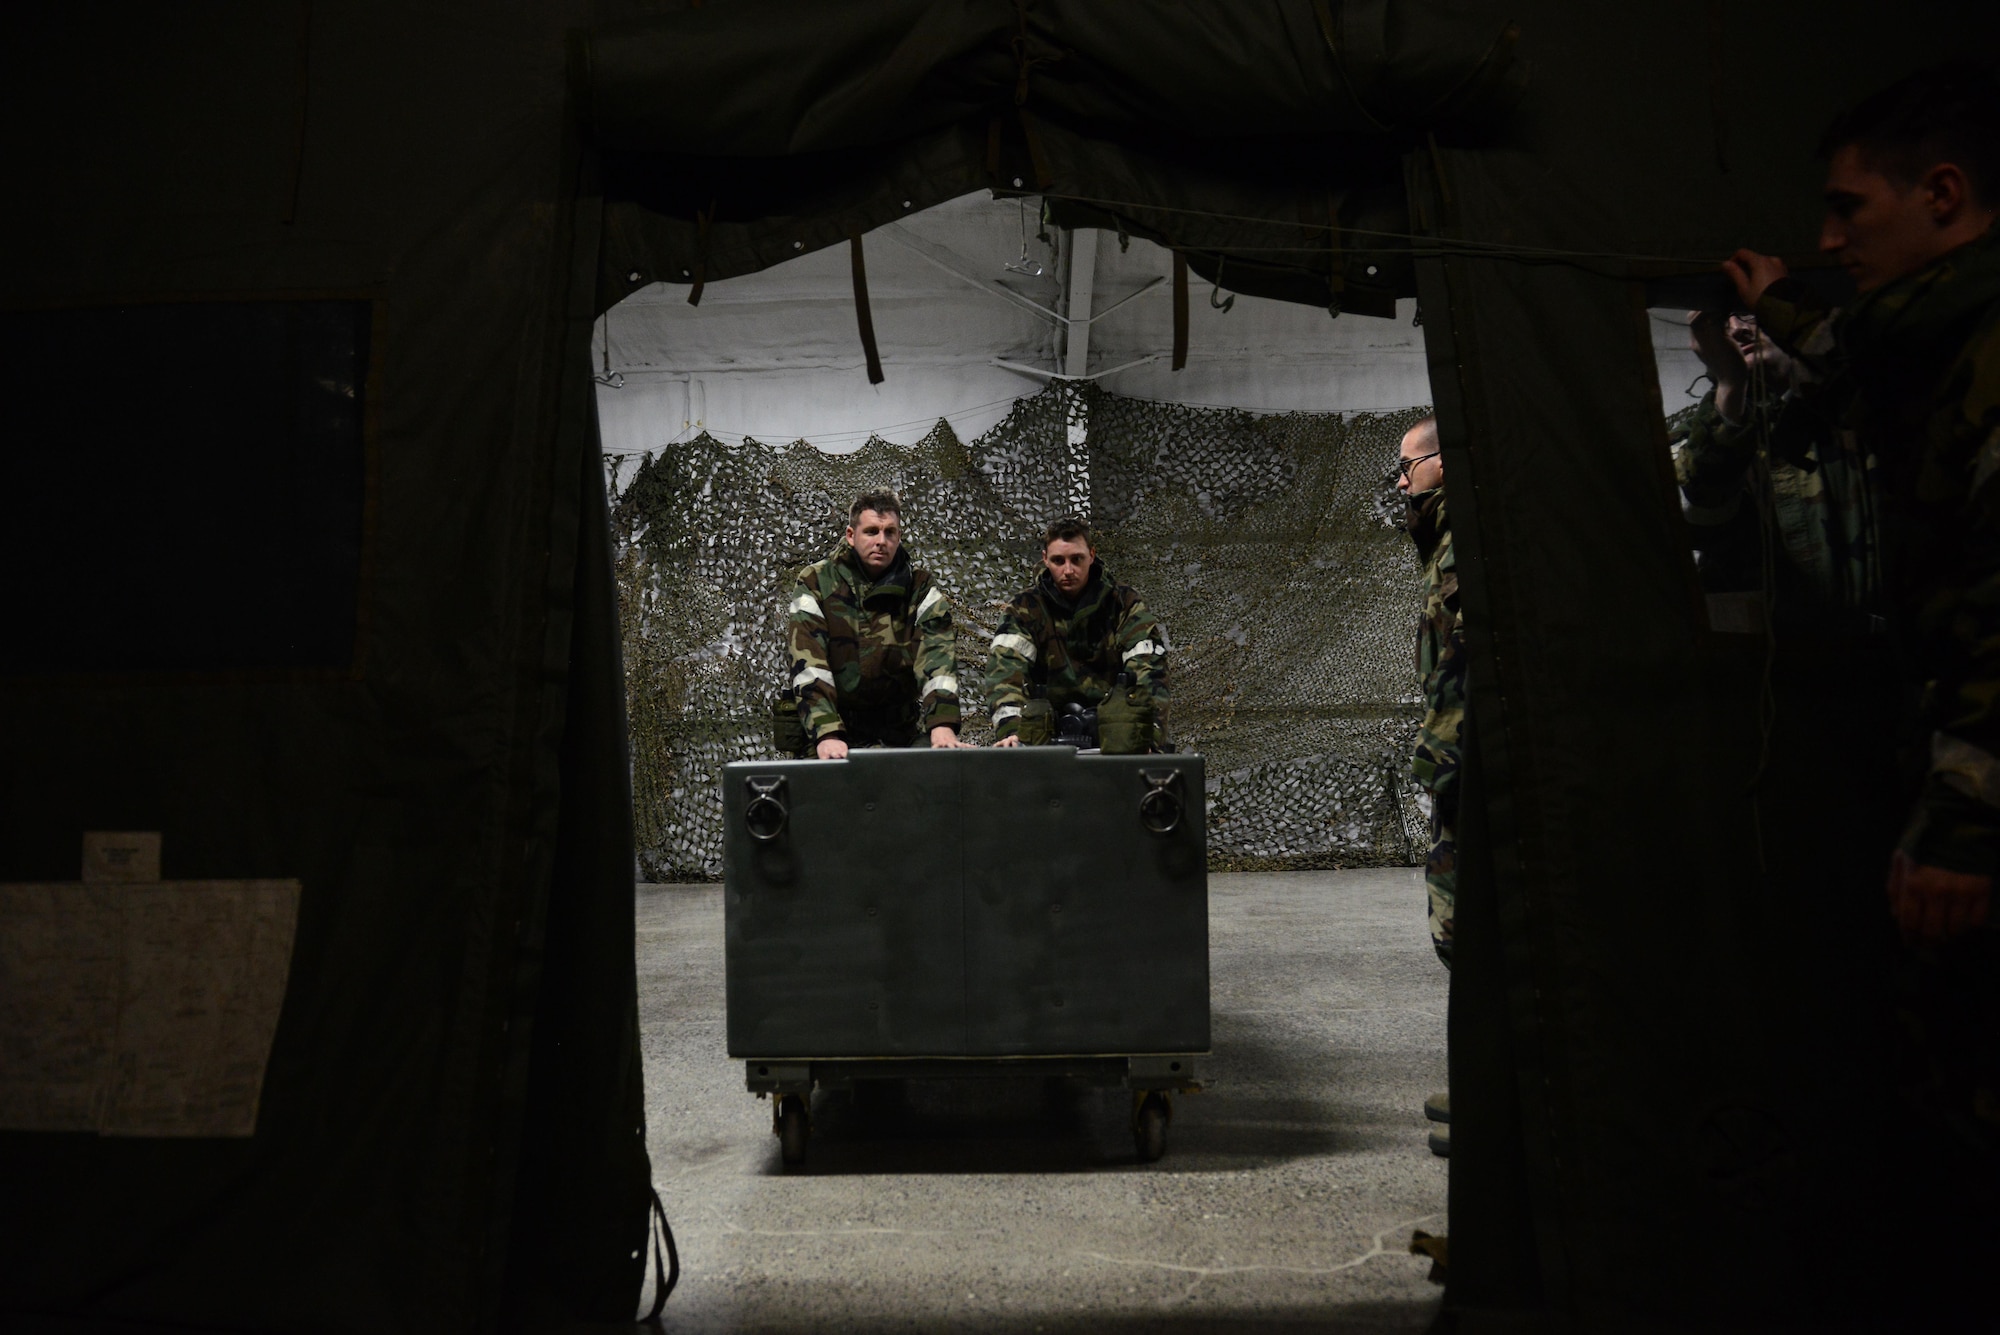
608;384;1432;880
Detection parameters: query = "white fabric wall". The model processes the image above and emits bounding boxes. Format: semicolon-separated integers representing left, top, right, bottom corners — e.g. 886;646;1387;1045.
1648;310;1711;417
594;191;1708;457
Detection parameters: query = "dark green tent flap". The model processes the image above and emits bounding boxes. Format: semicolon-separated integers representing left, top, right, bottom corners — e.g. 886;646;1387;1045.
1407;2;2000;1326
589;0;1526;310
585;0;1526;154
2;4;647;1331
6;1;2000;1332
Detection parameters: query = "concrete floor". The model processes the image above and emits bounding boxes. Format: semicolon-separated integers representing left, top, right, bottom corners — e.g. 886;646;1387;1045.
637;869;1449;1333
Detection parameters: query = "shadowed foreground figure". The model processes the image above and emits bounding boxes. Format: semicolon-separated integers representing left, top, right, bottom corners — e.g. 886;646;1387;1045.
1398;416;1462;973
1729;63;2000;1184
1398;414;1461;1159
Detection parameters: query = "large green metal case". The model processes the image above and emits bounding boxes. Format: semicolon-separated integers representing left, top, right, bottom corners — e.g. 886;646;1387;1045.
722;748;1209;1059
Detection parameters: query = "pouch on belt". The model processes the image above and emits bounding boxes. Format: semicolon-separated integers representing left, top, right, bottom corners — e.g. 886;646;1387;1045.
770;691;808;758
1018;697;1055;746
1098;680;1155;755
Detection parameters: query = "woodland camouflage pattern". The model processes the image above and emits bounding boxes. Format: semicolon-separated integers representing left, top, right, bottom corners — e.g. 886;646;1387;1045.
1669;385;1883;631
1758;225;2000;874
985;562;1167;740
1407;487;1463;963
787;540;960;745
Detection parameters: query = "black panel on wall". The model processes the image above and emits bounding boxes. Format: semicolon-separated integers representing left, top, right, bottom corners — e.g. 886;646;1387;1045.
1;299;372;675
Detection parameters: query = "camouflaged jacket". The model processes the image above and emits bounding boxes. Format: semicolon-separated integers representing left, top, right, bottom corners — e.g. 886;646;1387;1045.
787;541;960;744
1757;226;2000;872
984;562;1166;741
1407;488;1465;798
1669;387;1882;631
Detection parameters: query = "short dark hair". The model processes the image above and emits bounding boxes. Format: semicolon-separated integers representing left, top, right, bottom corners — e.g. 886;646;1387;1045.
847;489;902;526
1818;63;2000;207
1041;514;1094;548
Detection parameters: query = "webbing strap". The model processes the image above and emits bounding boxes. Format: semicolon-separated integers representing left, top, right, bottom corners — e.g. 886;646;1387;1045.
1171;252;1189;371
643;1185;679;1323
850;230;884;384
1009;0;1057;188
687;201;715;306
1326;190;1346;297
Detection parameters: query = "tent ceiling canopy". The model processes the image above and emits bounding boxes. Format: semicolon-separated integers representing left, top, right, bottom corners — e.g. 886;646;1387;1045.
585;0;1527;154
589;0;1528;314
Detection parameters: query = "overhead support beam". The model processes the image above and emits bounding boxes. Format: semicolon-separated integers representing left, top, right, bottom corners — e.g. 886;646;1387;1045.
875;222;1164;332
1063;229;1098;378
992;355;1160;383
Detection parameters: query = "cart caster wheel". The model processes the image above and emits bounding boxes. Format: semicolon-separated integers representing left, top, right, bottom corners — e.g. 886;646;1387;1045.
1134;1092;1171;1162
777;1094;810;1166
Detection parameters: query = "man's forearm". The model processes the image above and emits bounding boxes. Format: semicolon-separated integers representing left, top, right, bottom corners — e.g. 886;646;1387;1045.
986;684;1026;739
1753;278;1839;376
788;611;843;741
985;620;1036;738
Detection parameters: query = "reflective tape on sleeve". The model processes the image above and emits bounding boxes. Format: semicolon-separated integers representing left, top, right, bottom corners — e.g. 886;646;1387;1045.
789;592;823;618
1933;731;2000;810
990;705;1023;725
1121;639;1160;661
915;587;946;620
922;673;958;697
991;632;1037;661
792;666;834;690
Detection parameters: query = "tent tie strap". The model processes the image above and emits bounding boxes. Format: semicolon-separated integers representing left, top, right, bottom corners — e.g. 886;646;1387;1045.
643;1184;679;1323
687;200;715;306
850;230;885;385
1325;190;1346;299
1171;251;1189;371
1308;0;1392;134
1008;0;1059;188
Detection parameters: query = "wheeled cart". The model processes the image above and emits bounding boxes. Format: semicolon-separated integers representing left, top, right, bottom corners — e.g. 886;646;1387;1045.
722;747;1210;1165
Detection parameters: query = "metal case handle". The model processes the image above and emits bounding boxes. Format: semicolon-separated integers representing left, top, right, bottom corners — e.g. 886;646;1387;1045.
744;775;789;841
1139;768;1184;835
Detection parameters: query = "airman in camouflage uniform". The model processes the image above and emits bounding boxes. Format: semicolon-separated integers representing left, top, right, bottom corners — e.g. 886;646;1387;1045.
1400;416;1463;969
986;515;1167;744
1669;312;1883;632
1728;64;2000;1154
787;490;965;758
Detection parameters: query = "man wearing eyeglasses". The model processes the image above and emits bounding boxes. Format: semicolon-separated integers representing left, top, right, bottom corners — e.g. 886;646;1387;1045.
1398;414;1459;1154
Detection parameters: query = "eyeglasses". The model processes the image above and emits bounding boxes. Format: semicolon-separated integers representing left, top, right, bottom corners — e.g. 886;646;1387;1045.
1395;450;1440;480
